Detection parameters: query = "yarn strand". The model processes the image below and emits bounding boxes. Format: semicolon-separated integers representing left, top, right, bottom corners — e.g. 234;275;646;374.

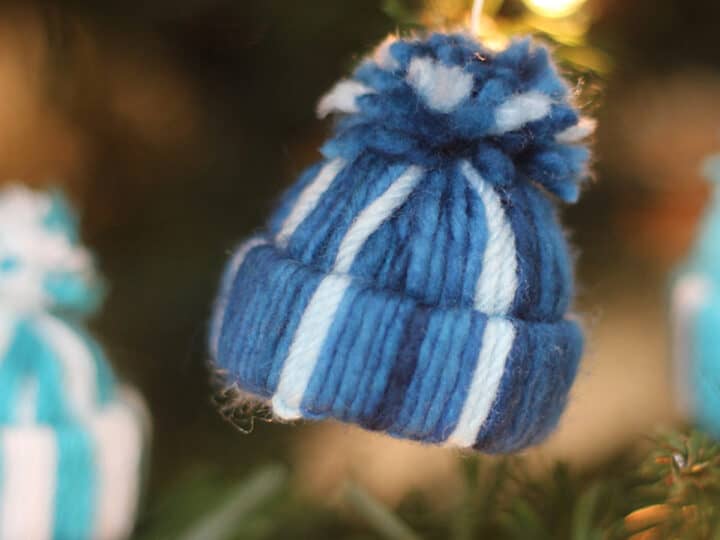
471;0;485;35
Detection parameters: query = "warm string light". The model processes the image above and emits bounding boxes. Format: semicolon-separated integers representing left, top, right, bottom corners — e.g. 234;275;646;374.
522;0;587;18
466;0;598;58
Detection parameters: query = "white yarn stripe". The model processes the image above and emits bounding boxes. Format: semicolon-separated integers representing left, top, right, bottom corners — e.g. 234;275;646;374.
0;427;57;540
492;91;553;134
316;80;374;118
275;158;346;248
210;237;269;360
555;117;596;144
0;308;16;362
90;389;146;540
0;267;46;311
272;274;352;419
373;36;400;71
461;161;518;315
34;314;97;419
446;318;516;447
334;165;423;274
273;165;424;419
406;57;474;113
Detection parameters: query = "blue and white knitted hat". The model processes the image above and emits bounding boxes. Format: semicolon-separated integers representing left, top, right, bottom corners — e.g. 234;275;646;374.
0;186;148;540
672;155;720;438
210;33;593;452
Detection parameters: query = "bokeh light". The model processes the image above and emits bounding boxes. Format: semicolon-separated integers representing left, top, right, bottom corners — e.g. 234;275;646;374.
522;0;588;18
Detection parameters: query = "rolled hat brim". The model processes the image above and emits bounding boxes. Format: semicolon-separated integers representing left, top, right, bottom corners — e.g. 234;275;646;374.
213;237;582;452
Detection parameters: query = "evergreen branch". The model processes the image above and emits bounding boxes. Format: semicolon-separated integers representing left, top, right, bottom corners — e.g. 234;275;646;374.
136;429;720;539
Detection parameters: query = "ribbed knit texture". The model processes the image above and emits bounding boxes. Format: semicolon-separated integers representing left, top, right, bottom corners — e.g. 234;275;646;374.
0;186;148;540
211;32;592;452
673;155;720;439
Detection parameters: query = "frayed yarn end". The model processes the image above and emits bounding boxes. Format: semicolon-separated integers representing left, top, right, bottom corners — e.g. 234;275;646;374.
210;367;290;433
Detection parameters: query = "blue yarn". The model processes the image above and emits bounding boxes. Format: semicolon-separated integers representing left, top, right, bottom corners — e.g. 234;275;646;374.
287;155;408;268
268;162;324;235
214;234;584;450
364;305;428;431
211;32;591;452
475;320;582;453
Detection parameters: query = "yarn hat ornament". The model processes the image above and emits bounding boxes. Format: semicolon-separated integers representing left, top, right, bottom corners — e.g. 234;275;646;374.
210;30;593;452
672;155;720;439
0;186;149;540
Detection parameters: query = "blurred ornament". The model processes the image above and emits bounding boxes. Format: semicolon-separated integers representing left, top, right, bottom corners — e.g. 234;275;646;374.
672;156;720;438
0;186;149;540
210;24;593;451
604;73;720;265
624;431;720;539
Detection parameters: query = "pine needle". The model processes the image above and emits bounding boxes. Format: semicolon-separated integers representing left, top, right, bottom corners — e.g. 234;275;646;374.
343;482;421;540
177;465;287;540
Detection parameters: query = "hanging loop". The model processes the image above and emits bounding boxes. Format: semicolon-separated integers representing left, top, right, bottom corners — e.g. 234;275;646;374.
471;0;485;34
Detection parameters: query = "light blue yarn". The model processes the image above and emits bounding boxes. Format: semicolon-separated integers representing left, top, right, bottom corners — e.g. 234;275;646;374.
32;323;73;425
211;32;591;452
54;425;95;540
43;189;81;243
693;299;720;437
675;156;720;438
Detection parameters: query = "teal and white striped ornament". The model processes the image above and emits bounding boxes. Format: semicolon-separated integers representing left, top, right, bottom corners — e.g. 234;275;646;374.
0;186;149;540
673;156;720;438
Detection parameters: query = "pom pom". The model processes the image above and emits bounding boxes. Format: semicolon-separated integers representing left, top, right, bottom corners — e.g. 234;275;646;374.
318;33;592;202
0;185;101;314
